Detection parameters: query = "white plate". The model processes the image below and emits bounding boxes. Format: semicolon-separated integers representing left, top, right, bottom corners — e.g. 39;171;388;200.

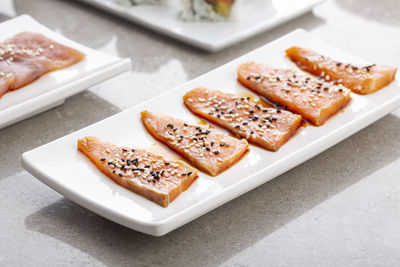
22;29;400;236
76;0;324;52
0;15;131;129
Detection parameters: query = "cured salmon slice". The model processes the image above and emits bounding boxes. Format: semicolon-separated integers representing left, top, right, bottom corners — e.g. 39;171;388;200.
77;136;198;207
0;32;85;97
141;111;249;176
285;46;397;95
237;62;351;126
183;88;302;151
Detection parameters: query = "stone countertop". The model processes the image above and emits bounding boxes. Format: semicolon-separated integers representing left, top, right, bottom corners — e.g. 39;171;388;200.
1;0;400;266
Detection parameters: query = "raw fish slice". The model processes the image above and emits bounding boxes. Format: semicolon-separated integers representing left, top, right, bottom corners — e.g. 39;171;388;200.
78;136;198;207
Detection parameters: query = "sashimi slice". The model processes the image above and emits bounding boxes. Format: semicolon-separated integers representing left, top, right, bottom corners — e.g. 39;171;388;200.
141;111;249;176
78;136;198;207
183;88;302;151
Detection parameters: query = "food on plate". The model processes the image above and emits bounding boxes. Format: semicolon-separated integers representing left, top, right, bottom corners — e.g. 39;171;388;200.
141;111;249;176
237;62;351;126
183;88;302;151
285;46;397;95
180;0;239;21
0;32;85;97
77;136;198;207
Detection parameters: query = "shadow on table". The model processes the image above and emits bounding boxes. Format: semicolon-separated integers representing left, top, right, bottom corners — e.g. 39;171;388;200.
25;113;400;266
0;91;119;178
335;0;400;26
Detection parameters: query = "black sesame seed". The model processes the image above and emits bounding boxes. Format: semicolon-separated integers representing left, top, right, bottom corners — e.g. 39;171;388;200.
336;62;342;66
246;76;251;80
235;125;240;129
165;162;170;165
184;123;188;126
214;151;219;155
112;170;116;174
324;87;329;90
217;114;221;118
250;131;254;134
242;122;248;125
206;147;211;151
211;141;214;146
118;173;123;177
167;123;174;129
100;158;106;161
145;165;150;168
131;149;135;152
339;89;343;92
187;172;193;176
277;110;281;113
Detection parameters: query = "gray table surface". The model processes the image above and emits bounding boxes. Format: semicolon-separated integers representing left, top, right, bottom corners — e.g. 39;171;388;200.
1;0;400;266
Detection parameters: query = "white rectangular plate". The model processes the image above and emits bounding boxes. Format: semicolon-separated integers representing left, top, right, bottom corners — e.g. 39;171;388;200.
0;15;131;129
76;0;324;52
22;29;400;236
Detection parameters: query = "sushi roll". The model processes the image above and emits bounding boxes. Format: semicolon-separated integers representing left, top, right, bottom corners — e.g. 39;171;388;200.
180;0;239;21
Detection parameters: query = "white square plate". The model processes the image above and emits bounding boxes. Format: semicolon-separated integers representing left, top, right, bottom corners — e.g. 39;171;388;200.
0;15;131;129
76;0;324;52
22;29;400;236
